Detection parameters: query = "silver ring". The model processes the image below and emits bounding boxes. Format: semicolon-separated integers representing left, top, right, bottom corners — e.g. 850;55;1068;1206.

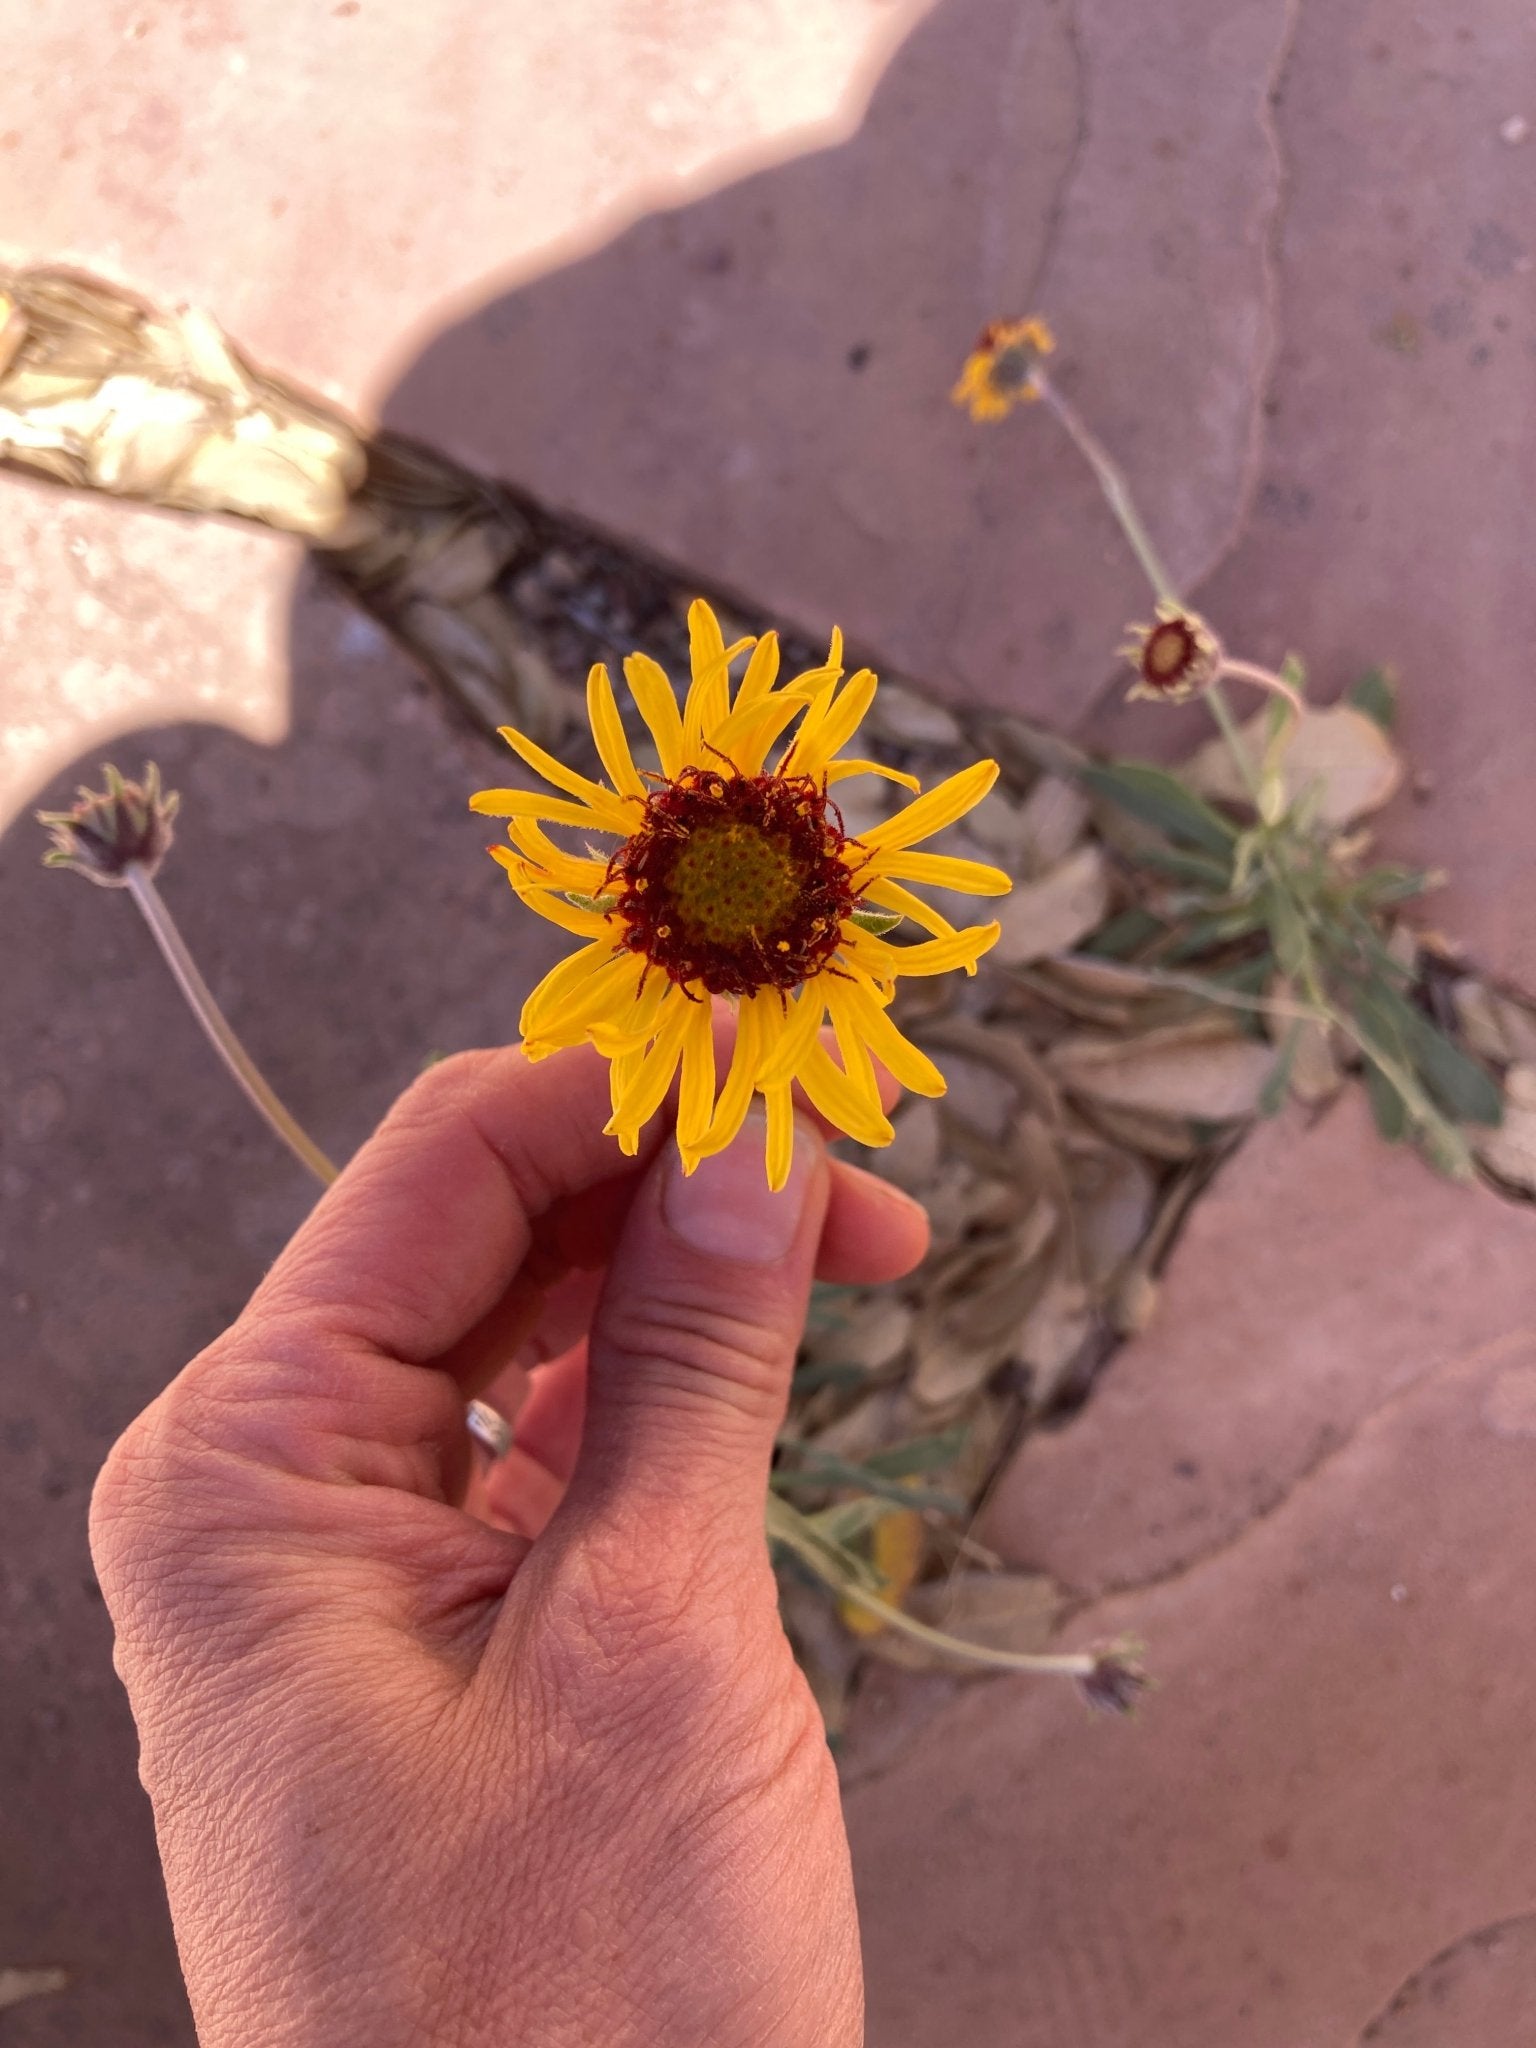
466;1399;514;1460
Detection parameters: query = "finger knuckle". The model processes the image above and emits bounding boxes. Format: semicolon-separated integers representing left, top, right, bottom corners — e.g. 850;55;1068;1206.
599;1283;793;1420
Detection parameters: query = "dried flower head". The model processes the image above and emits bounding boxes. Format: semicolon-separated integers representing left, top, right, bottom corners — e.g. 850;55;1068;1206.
472;598;1011;1188
951;316;1057;422
38;762;180;886
1122;602;1224;703
1078;1644;1151;1715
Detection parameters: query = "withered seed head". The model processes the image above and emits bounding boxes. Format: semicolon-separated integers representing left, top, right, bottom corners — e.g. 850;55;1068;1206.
37;761;180;886
1078;1644;1151;1715
1121;602;1225;704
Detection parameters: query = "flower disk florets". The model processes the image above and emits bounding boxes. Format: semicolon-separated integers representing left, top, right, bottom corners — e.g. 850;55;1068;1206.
607;766;856;997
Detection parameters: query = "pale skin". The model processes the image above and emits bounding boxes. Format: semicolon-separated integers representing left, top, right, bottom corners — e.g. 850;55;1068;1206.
90;1026;929;2048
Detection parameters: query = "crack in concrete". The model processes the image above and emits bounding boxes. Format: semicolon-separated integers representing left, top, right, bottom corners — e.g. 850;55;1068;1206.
843;1324;1536;1799
938;0;1090;677
1355;1911;1536;2043
1055;1323;1536;1611
1074;0;1306;735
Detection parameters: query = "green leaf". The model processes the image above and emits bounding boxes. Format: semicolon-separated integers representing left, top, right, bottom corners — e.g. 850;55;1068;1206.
563;890;619;914
1348;665;1398;732
1123;843;1234;887
1083;907;1167;959
771;1441;966;1517
1351;863;1439;910
1364;981;1503;1126
1363;1055;1409;1143
849;908;904;936
1080;761;1238;859
863;1427;969;1479
1259;1022;1301;1116
1265;888;1312;979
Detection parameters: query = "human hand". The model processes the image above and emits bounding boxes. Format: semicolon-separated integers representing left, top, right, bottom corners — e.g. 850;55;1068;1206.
90;1027;928;2048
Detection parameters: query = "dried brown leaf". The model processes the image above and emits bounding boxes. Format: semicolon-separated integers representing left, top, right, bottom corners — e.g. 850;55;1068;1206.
1010;773;1092;874
0;1969;68;2013
1452;979;1536;1067
1475;1065;1536;1194
992;845;1111;967
1185;702;1405;827
1050;1024;1276;1121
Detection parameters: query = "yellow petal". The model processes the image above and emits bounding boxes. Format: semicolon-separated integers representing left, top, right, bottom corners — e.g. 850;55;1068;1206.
777;674;838;775
825;758;922;794
684;599;740;754
790;668;877;778
826;979;946;1098
522;946;642;1045
507;882;615;941
793;1040;895;1147
494;725;638;832
502;817;610;893
733;631;781;712
868;849;1013;896
692;992;766;1160
676;996;718;1169
845;921;1001;980
860;877;958;941
623;652;685;779
857;759;1000;853
764;1079;795;1192
586;664;647;801
714;687;816;776
827;974;881;1108
520;940;622;1042
606;990;692;1139
470;789;627;835
590;964;670;1055
756;984;827;1087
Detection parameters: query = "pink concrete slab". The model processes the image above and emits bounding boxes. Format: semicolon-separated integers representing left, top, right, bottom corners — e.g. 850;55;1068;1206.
0;574;556;2048
1086;0;1536;988
983;1088;1536;1598
849;1312;1536;2047
0;471;297;832
387;0;1294;730
1;0;920;413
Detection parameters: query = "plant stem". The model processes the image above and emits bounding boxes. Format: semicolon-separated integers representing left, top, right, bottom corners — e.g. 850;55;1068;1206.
1202;678;1264;807
1032;372;1179;604
1218;657;1304;717
124;865;339;1187
832;1576;1102;1680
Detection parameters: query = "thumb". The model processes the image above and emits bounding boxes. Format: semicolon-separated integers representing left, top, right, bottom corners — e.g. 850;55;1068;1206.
559;1107;829;1550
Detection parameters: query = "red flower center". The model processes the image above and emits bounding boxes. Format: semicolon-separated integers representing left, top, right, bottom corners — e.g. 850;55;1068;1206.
1142;619;1199;689
606;767;857;996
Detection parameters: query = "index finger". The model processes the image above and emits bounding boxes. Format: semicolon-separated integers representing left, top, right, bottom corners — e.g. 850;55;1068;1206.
246;1042;644;1363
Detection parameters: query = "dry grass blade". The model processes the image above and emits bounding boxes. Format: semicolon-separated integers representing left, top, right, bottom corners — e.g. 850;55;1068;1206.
0;270;363;536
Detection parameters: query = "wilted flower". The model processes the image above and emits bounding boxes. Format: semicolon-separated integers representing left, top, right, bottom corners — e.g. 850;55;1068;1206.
951;316;1057;422
1122;602;1224;704
472;599;1010;1188
38;762;179;886
1078;1644;1150;1714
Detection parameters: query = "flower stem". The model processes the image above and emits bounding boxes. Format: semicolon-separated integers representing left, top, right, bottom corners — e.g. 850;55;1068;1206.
124;865;339;1187
1032;371;1178;604
1202;677;1264;807
1218;657;1304;717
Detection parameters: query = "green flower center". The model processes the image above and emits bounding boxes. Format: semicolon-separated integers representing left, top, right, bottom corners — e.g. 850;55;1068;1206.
667;821;801;946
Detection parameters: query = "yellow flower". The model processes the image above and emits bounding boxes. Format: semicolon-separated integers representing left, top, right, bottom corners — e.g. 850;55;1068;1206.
471;600;1009;1188
951;316;1056;421
1121;601;1224;703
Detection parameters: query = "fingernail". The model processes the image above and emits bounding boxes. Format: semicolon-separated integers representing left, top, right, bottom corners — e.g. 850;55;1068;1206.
662;1110;823;1264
